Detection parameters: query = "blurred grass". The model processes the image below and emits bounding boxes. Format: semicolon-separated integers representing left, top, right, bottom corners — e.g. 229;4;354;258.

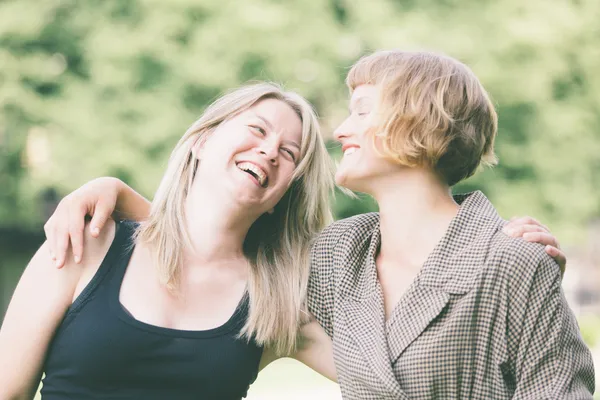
247;359;341;399
580;314;600;349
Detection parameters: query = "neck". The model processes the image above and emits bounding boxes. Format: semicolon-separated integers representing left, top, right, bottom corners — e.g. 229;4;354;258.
182;182;258;265
371;169;459;269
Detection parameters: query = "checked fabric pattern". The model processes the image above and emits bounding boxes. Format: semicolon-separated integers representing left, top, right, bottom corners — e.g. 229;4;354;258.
307;191;594;399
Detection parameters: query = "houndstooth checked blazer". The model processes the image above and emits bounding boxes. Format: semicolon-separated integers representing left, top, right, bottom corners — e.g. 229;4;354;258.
307;191;594;399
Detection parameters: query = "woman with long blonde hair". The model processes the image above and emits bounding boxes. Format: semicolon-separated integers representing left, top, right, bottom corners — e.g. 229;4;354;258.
0;82;337;399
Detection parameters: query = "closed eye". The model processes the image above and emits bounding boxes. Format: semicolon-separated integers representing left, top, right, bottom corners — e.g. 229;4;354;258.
249;125;267;136
348;108;369;118
281;147;296;162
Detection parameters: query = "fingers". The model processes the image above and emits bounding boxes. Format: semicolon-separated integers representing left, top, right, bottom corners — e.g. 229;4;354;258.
44;217;69;268
53;224;70;269
44;198;83;268
545;245;566;277
503;224;548;238
522;231;560;248
68;204;87;264
520;232;566;277
89;198;113;238
505;221;567;277
505;216;550;233
43;220;56;261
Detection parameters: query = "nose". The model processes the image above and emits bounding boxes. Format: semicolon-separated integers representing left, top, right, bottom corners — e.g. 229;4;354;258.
255;143;279;166
333;117;352;142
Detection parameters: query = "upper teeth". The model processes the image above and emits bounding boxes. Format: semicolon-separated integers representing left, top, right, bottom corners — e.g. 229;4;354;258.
344;147;358;156
237;162;267;187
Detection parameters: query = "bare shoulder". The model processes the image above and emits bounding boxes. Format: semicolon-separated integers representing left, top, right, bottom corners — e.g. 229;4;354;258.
79;219;117;264
0;221;117;397
71;219;117;301
18;219;115;295
4;220;118;323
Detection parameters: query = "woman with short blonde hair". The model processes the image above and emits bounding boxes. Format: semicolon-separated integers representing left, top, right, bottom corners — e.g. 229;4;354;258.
309;50;594;399
346;50;498;185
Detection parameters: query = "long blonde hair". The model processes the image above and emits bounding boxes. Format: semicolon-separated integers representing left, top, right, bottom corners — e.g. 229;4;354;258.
137;83;334;355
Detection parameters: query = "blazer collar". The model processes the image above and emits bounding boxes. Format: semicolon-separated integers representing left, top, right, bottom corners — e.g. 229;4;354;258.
342;191;505;300
418;190;505;294
339;191;506;385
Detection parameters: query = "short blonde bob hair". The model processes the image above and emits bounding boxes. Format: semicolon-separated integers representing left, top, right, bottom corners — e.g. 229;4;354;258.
347;50;498;186
137;83;334;355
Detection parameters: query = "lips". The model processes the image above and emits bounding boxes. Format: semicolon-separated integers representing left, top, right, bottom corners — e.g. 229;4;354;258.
236;161;269;188
342;144;359;156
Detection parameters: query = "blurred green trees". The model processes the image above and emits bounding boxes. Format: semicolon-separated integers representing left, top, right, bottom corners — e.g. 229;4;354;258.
1;0;599;244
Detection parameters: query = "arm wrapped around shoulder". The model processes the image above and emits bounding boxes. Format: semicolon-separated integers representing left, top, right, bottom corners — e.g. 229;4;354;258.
506;249;595;399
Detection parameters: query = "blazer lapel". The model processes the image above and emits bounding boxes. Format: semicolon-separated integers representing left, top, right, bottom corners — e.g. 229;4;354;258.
343;294;407;399
336;219;407;399
332;191;505;397
386;283;450;363
386;190;504;364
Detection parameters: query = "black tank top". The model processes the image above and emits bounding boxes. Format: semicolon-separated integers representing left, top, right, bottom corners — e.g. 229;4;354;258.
41;221;263;400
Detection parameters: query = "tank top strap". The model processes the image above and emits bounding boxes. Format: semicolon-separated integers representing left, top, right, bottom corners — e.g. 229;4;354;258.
67;220;137;316
106;220;138;291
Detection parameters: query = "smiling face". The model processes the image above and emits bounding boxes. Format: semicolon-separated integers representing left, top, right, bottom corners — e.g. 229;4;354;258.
193;98;303;215
340;50;498;191
333;84;400;194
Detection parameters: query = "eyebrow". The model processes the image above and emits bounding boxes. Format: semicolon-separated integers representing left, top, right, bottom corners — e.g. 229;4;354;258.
255;114;274;131
254;114;301;150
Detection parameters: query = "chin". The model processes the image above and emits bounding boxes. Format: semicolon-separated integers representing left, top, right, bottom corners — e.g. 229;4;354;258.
335;171;361;192
334;170;348;186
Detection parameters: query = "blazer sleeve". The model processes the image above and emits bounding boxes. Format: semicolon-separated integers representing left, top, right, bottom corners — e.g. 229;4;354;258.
306;229;338;339
507;251;595;399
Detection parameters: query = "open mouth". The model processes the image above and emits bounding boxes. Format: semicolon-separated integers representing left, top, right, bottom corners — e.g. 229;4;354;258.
343;147;359;156
236;161;268;188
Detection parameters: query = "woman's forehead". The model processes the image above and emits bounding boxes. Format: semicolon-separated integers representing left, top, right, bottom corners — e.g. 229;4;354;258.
248;99;303;138
350;84;378;105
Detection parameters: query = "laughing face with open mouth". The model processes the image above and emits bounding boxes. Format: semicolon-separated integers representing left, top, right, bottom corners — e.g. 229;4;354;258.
192;97;303;219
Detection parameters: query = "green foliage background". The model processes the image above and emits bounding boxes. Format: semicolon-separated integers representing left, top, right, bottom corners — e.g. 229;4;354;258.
1;1;599;396
1;0;599;247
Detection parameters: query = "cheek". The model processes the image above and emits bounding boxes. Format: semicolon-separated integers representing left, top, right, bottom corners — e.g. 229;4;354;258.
276;168;295;188
269;168;296;198
357;122;377;144
215;134;258;162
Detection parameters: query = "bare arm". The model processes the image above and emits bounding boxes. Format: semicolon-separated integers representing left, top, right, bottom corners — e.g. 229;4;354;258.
0;222;115;399
257;318;337;382
0;243;82;398
113;179;151;222
44;177;150;268
291;318;337;382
